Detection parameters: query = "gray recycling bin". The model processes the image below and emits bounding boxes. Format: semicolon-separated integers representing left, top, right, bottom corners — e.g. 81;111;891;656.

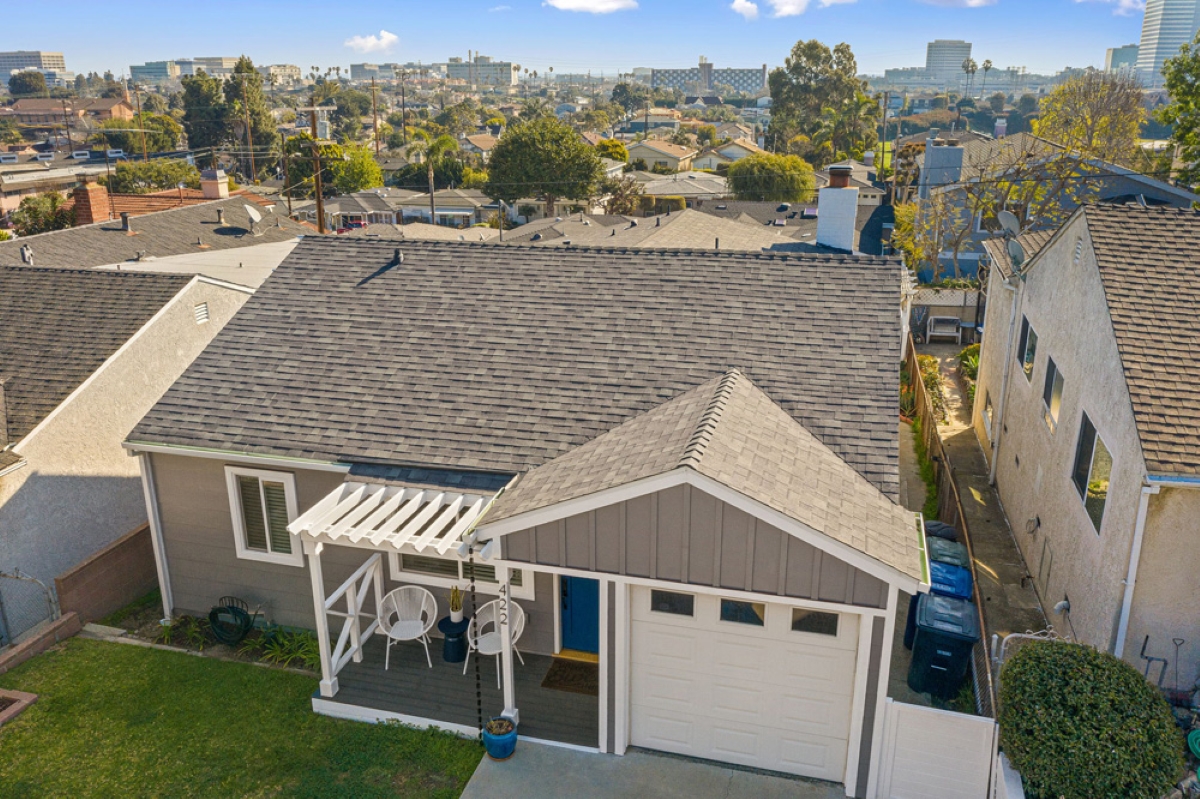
927;537;970;569
907;593;981;699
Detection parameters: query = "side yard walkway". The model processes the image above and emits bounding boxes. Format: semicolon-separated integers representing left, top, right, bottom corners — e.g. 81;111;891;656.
921;343;1047;641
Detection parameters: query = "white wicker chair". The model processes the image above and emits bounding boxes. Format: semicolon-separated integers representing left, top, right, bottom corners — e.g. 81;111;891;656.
379;586;438;669
463;599;526;688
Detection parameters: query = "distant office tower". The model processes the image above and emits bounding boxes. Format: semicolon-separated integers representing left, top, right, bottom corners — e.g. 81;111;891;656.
925;40;973;84
0;50;66;76
1137;0;1200;87
1105;44;1140;73
130;61;182;85
446;55;517;86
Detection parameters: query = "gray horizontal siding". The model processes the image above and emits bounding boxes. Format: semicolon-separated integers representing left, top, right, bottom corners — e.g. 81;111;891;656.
152;452;557;651
501;483;888;610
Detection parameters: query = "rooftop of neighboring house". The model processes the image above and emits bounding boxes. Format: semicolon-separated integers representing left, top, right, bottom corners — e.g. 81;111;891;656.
345;222;500;241
513;208;810;252
981;229;1055;280
627;140;698;159
130;238;907;500
0;196;311;269
395;188;493;208
319;188;424;215
695;201;896;256
490;214;632;244
9;97;132;113
0;266;192;448
579;131;603;147
60;184;272;219
629;171;729;197
463;134;497;151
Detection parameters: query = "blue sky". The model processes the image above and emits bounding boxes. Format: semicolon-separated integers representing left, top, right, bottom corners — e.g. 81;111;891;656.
4;0;1146;78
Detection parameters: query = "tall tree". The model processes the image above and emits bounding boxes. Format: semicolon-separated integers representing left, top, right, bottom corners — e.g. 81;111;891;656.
1037;71;1144;166
284;132;344;198
601;175;643;214
484;116;603;217
102;160;200;194
331;144;384;194
94;113;182;154
768;40;867;151
180;70;227;153
406;132;460;221
726;152;815;202
611;82;650;114
8;71;47;97
980;60;994;96
1160;32;1200;187
333;89;373;142
595;138;628;162
11;193;73;236
223;57;275;179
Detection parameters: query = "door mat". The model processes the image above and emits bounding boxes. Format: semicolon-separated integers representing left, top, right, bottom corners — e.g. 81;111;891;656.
540;657;599;696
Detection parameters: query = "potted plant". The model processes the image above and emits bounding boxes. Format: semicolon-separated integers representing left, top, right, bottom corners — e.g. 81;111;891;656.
449;586;464;624
482;716;518;760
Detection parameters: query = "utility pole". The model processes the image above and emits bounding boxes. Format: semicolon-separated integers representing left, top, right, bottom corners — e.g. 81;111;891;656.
280;131;292;216
880;90;889;185
133;86;148;162
300;107;335;234
400;70;408;146
60;99;73;152
241;78;257;182
371;77;380;155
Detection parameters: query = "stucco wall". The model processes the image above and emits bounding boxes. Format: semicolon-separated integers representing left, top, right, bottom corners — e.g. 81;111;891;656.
0;279;250;588
1126;487;1200;682
151;452;557;653
984;214;1147;653
972;261;1016;462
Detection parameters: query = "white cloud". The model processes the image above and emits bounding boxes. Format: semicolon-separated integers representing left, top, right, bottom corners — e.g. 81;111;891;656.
918;0;996;6
1075;0;1145;15
543;0;637;12
731;0;759;18
765;0;855;17
490;4;512;10
344;30;399;53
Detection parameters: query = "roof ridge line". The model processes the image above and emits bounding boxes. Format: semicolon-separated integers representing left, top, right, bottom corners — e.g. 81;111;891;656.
680;370;742;469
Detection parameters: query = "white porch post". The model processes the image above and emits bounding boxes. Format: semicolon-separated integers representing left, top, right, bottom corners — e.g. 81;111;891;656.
304;537;338;697
497;565;518;723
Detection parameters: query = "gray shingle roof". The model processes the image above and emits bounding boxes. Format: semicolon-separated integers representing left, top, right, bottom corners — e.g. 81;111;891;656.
1084;205;1200;477
0;266;192;443
0;197;309;269
130;238;905;498
981;229;1054;280
488;370;922;580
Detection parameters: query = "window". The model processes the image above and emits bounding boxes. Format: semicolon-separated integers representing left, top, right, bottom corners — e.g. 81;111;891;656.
719;599;765;627
391;552;533;599
1042;357;1064;430
983;391;995;438
791;609;839;636
1017;316;1038;381
650;590;694;617
224;467;301;566
1072;413;1113;532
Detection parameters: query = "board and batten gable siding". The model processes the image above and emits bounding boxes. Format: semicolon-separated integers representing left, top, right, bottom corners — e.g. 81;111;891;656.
150;451;557;653
500;483;889;609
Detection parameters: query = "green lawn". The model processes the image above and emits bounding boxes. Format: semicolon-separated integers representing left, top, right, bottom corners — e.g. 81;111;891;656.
0;639;482;798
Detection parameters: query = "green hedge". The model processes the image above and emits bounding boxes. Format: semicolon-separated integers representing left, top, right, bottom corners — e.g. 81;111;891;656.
999;641;1182;799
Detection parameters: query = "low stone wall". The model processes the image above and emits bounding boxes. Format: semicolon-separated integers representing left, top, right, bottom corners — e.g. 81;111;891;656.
54;524;157;624
0;612;81;675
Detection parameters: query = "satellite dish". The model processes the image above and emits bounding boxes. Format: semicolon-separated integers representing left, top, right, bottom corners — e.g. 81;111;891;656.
245;205;263;225
997;210;1021;237
1007;238;1026;270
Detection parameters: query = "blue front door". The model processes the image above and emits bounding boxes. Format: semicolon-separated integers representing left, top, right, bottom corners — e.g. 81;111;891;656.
560;576;600;653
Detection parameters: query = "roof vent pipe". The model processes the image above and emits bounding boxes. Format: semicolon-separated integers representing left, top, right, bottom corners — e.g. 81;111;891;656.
120;212;131;232
217;208;225;226
19;244;33;265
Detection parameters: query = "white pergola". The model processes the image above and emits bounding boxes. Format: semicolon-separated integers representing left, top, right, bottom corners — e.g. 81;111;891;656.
287;479;520;722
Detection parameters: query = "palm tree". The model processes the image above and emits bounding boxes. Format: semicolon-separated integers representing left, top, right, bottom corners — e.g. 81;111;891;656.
961;58;978;97
980;60;993;97
406;131;459;224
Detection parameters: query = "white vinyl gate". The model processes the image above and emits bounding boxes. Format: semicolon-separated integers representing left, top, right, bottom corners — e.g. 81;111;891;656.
874;699;996;799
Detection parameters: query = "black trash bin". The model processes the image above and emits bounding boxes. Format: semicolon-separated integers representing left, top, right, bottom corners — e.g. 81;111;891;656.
907;593;981;699
903;562;974;648
924;520;958;541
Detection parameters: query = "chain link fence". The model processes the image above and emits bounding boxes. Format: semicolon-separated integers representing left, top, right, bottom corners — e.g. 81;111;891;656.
0;569;60;647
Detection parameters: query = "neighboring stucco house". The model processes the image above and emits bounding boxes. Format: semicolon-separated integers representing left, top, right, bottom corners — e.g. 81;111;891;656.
395;188;494;226
625;140;697;173
126;239;928;797
0;267;251;643
974;204;1200;681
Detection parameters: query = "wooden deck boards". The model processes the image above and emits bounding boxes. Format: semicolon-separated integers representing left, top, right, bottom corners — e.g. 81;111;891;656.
325;637;599;748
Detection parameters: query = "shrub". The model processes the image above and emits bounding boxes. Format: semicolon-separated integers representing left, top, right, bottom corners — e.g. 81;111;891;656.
916;353;947;421
999;641;1182;799
957;343;981;381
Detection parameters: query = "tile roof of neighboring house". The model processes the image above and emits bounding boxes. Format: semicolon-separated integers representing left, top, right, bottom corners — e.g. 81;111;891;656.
628;140;697;159
0;197;311;269
464;134;497;152
11;98;131;113
1081;205;1200;477
488;370;922;580
345;222;500;241
396;188;492;208
635;172;729;198
981;229;1055;279
60;187;271;218
579;132;603;147
0;266;191;443
130;238;906;498
697;202;895;256
521;208;802;252
717;139;764;155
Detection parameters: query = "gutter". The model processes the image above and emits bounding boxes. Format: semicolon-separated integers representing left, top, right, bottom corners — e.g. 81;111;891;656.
1113;483;1160;658
988;275;1021;485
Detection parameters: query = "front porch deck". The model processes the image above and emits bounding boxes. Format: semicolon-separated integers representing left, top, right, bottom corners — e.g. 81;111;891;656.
319;636;600;749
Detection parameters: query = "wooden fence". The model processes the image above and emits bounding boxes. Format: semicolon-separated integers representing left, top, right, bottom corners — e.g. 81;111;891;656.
904;337;997;719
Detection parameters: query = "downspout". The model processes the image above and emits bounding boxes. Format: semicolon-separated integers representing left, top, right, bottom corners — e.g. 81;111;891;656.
137;452;174;619
1113;483;1159;658
988;275;1021;485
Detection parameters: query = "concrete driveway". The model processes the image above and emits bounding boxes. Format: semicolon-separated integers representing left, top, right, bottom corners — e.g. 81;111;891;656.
460;742;846;799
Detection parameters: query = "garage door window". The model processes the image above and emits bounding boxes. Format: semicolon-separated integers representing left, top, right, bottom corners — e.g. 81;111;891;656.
791;609;839;636
719;599;765;626
650;590;694;616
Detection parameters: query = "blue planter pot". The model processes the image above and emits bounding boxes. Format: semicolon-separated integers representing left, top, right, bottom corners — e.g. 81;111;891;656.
482;718;518;761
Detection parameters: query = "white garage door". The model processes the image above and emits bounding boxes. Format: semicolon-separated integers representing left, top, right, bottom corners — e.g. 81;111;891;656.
630;587;859;782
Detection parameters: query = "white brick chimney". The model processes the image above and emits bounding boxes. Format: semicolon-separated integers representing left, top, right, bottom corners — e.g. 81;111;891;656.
817;165;859;252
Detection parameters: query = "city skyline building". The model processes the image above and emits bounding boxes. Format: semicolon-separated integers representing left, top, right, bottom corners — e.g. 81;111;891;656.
1136;0;1200;87
925;40;973;84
